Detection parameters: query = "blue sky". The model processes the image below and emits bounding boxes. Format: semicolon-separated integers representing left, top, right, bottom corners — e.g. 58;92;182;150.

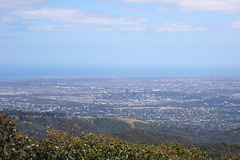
0;0;240;69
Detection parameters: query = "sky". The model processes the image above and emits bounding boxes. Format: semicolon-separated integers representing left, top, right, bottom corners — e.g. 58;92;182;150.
0;0;240;75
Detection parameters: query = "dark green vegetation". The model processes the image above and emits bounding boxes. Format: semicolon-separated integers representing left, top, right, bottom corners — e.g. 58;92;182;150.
1;109;240;159
0;112;211;160
208;128;240;144
2;109;151;140
108;129;240;159
109;129;192;146
199;143;240;160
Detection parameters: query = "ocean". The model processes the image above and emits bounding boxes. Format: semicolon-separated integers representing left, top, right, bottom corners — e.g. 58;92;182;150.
0;65;240;79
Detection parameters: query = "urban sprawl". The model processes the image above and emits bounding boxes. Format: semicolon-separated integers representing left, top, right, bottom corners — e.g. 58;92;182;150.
0;77;240;131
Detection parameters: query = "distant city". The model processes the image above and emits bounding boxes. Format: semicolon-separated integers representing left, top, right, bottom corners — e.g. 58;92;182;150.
0;77;240;131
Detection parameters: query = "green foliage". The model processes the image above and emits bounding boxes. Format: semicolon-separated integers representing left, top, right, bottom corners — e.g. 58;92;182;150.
1;112;210;160
23;127;210;160
207;128;240;144
2;110;159;139
2;110;240;159
92;117;133;133
0;113;33;159
2;109;99;140
109;129;192;146
200;142;240;160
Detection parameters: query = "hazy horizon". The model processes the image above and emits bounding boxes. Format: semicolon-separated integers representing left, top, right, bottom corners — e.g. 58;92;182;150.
1;64;240;79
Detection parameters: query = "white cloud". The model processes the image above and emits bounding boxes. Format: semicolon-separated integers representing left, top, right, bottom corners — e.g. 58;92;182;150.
26;25;113;32
120;6;140;11
230;20;240;28
118;26;146;31
119;23;208;32
98;0;158;2
0;35;14;39
228;17;240;29
100;0;240;13
171;0;240;13
4;2;208;33
157;6;170;12
0;17;16;23
0;0;45;9
11;8;148;25
27;22;208;32
150;23;208;32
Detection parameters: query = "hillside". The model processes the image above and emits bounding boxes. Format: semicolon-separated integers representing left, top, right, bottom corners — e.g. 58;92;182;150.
79;117;149;133
2;110;240;159
2;109;99;139
109;129;192;146
2;110;163;138
199;143;240;159
2;109;155;138
207;128;240;144
0;112;210;160
3;109;240;144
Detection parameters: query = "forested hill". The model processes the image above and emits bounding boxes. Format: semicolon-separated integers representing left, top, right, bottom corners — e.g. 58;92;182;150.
2;109;190;145
1;109;240;159
109;129;192;146
2;109;240;144
0;112;211;159
2;109;154;139
207;128;240;144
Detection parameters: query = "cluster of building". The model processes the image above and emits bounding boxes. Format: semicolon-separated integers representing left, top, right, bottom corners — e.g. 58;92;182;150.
0;77;240;131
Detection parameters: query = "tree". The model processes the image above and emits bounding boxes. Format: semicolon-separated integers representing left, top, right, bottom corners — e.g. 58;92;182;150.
0;113;32;159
